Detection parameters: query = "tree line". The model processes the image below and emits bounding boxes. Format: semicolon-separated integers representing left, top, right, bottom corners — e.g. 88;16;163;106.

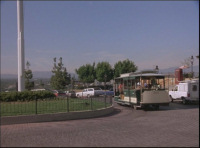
25;55;199;91
75;59;137;85
25;58;137;90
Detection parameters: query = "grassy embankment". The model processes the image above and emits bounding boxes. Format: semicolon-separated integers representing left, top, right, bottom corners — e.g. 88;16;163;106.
1;97;110;116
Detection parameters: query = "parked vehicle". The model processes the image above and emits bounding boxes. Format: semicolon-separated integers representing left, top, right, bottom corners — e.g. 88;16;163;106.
76;87;104;98
169;79;199;104
114;70;170;110
31;89;46;91
65;90;76;98
103;88;114;97
52;90;66;97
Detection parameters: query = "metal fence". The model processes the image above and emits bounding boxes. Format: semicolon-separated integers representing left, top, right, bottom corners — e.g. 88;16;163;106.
0;95;113;117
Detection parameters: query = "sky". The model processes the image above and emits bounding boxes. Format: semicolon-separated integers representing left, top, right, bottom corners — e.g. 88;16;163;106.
1;1;199;75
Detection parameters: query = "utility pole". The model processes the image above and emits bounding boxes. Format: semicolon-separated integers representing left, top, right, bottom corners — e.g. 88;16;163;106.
17;0;25;91
190;55;194;79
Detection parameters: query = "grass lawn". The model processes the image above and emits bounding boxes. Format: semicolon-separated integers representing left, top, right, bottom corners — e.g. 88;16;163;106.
0;97;112;117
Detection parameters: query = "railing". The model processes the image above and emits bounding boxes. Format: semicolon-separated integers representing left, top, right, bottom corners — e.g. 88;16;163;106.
0;95;113;117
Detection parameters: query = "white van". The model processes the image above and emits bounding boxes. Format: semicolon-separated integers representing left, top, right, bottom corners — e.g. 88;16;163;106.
169;79;199;104
76;87;104;98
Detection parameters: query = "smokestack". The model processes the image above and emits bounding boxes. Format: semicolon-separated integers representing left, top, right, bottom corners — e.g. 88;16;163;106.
17;0;25;91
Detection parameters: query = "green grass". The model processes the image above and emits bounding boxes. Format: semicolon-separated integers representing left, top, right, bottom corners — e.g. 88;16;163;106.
0;97;112;116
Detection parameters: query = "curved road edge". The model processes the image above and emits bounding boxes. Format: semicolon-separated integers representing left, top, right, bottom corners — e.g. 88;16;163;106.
1;106;114;125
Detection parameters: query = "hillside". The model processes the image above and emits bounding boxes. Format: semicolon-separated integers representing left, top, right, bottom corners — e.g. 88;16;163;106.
1;65;199;79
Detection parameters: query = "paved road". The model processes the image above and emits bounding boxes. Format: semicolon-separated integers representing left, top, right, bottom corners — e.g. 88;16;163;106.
1;102;199;147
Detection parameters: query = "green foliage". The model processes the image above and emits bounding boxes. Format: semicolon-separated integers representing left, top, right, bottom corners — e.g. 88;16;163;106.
114;59;137;78
50;57;71;90
75;59;138;83
25;61;34;90
95;61;113;82
25;80;34;90
183;73;192;79
0;91;55;102
75;62;96;83
1;97;111;116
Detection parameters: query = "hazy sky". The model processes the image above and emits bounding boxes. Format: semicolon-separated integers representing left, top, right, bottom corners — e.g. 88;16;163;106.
1;1;199;74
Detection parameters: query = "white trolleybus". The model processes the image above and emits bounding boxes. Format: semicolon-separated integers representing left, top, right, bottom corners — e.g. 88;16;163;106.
114;70;170;110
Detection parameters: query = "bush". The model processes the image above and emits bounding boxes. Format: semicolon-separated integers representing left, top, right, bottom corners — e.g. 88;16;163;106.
0;91;55;102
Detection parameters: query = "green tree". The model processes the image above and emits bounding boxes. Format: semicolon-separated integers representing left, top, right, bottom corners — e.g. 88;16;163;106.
50;57;70;90
95;61;113;83
25;61;34;90
114;59;137;78
70;75;76;90
183;73;192;79
75;62;96;85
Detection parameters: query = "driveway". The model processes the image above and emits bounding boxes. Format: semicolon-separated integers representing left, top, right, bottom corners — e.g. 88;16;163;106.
1;102;199;147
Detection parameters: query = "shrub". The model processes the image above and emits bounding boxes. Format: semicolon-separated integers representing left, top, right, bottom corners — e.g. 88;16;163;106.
0;91;55;102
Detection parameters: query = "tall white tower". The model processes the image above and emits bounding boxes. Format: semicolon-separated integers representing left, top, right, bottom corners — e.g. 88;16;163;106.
17;0;25;91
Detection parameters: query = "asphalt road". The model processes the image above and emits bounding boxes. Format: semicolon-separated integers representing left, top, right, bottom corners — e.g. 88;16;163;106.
1;101;199;147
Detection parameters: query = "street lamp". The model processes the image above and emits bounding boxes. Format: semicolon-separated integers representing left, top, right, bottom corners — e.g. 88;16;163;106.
104;74;107;107
191;55;194;78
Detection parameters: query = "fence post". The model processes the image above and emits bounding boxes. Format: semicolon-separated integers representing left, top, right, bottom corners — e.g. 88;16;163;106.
35;96;37;115
67;95;69;112
90;97;93;110
105;95;106;108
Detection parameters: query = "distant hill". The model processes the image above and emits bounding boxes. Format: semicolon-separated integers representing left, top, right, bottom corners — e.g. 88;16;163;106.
1;65;199;79
32;71;78;79
159;65;199;74
32;71;52;79
1;74;17;79
1;71;78;79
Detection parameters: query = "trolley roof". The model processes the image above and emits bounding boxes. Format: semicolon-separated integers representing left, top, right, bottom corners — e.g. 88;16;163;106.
115;70;167;79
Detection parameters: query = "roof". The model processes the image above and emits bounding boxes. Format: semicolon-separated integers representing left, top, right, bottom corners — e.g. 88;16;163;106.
119;71;166;78
134;73;166;77
179;79;199;84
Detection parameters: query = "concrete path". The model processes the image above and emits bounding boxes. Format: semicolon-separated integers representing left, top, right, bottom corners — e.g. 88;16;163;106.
1;102;199;147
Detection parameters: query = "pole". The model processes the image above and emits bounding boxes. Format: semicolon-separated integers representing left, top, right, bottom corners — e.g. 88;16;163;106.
104;74;107;108
191;55;194;79
191;62;193;79
35;96;37;115
17;0;25;91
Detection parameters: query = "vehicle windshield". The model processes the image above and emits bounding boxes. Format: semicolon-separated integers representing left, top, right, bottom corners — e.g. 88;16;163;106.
140;76;165;90
94;87;102;90
109;88;113;91
57;90;64;93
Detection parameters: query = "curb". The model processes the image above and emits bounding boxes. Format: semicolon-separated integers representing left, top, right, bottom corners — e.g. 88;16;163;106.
1;106;114;125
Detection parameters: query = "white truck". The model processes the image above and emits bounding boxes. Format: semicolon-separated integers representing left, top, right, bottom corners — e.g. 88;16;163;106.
76;87;104;98
169;79;199;104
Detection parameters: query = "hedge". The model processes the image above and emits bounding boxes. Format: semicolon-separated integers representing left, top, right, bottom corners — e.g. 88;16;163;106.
0;91;55;102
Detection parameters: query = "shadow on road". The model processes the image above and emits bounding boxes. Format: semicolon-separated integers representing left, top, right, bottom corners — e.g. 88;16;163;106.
113;101;199;112
154;102;199;112
101;108;121;117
